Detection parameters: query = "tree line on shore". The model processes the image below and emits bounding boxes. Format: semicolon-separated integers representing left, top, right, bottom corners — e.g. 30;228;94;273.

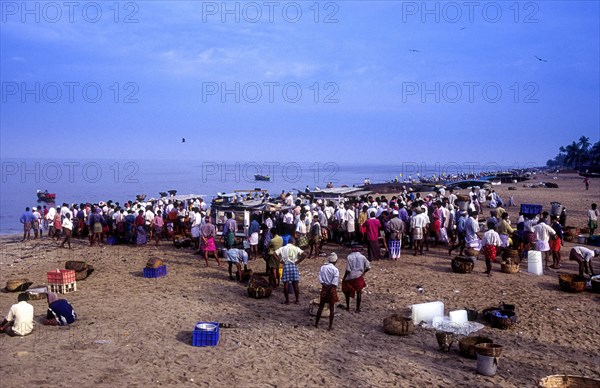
546;135;600;169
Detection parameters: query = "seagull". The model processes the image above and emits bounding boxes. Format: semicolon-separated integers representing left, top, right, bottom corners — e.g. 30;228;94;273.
181;138;186;143
534;55;548;62
409;49;421;53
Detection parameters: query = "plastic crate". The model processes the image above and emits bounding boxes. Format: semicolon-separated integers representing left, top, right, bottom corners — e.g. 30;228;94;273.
47;269;76;284
143;265;167;278
588;235;600;247
49;281;77;294
192;322;219;347
520;204;542;215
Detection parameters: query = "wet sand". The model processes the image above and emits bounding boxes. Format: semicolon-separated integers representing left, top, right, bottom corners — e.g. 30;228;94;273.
1;173;599;387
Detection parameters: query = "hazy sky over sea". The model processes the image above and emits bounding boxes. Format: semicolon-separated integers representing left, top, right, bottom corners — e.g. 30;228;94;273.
1;1;599;165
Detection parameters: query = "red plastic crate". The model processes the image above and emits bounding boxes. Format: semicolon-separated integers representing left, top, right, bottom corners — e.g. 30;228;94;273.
47;269;76;284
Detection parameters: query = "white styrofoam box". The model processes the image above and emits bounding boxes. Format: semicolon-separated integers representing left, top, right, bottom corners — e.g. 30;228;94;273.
411;301;444;324
449;309;468;324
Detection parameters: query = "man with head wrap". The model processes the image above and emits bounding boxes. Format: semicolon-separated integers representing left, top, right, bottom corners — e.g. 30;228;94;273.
315;253;340;330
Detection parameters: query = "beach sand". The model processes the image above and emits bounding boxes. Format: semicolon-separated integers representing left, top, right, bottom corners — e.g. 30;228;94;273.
1;173;599;387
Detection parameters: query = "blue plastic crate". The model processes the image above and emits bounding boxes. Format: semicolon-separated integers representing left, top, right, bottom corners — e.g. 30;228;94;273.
588;235;600;247
192;322;219;347
143;265;167;278
520;204;542;215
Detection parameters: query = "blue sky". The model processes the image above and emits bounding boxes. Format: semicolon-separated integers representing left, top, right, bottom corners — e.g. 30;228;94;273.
1;0;599;165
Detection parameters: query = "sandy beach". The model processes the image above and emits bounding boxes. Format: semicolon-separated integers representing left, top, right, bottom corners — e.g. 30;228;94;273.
1;173;599;387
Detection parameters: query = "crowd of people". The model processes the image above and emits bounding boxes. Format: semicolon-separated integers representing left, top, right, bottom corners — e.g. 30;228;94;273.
10;184;599;335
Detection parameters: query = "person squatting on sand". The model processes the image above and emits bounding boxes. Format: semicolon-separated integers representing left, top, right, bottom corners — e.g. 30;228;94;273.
568;246;600;278
0;293;34;337
226;248;247;281
315;253;340;330
274;238;306;305
43;292;77;326
342;244;371;312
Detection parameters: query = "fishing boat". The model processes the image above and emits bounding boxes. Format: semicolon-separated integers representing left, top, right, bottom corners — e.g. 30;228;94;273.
36;190;56;201
579;166;600;178
254;174;270;181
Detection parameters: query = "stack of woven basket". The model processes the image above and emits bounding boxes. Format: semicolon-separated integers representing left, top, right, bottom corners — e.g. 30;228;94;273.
501;249;520;273
65;261;94;281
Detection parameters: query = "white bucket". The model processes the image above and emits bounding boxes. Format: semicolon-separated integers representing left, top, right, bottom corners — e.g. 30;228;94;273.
578;235;587;244
527;251;543;276
476;354;498;376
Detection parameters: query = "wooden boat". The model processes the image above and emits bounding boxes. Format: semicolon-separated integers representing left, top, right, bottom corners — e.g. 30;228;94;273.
579;166;600;178
36;190;56;201
254;174;270;181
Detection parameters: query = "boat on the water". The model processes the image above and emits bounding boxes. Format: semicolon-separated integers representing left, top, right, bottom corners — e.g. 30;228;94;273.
36;190;56;201
254;174;270;181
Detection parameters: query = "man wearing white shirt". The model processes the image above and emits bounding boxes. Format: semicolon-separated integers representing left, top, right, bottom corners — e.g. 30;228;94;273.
46;206;57;237
533;221;556;269
315;253;340;330
0;293;34;336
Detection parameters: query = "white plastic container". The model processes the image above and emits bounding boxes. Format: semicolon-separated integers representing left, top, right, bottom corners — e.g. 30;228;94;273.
411;301;444;324
578;235;587;244
449;309;468;324
527;251;543;275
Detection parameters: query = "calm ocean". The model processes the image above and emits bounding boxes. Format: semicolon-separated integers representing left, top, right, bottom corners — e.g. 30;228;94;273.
0;158;511;235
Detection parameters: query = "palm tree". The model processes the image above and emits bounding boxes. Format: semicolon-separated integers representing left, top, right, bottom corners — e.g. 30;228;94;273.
578;136;591;152
589;141;600;165
563;142;584;168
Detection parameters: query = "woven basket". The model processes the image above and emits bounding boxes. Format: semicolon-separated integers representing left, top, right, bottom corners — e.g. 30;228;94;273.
558;274;587;293
6;279;32;292
65;260;88;272
502;249;520;264
247;274;272;299
501;262;520;274
538;375;600;388
491;311;517;330
466;308;478;321
459;336;493;359
435;331;455;352
451;256;475;273
464;248;479;257
475;343;503;357
383;314;414;336
75;265;94;281
21;291;47;301
146;258;163;268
